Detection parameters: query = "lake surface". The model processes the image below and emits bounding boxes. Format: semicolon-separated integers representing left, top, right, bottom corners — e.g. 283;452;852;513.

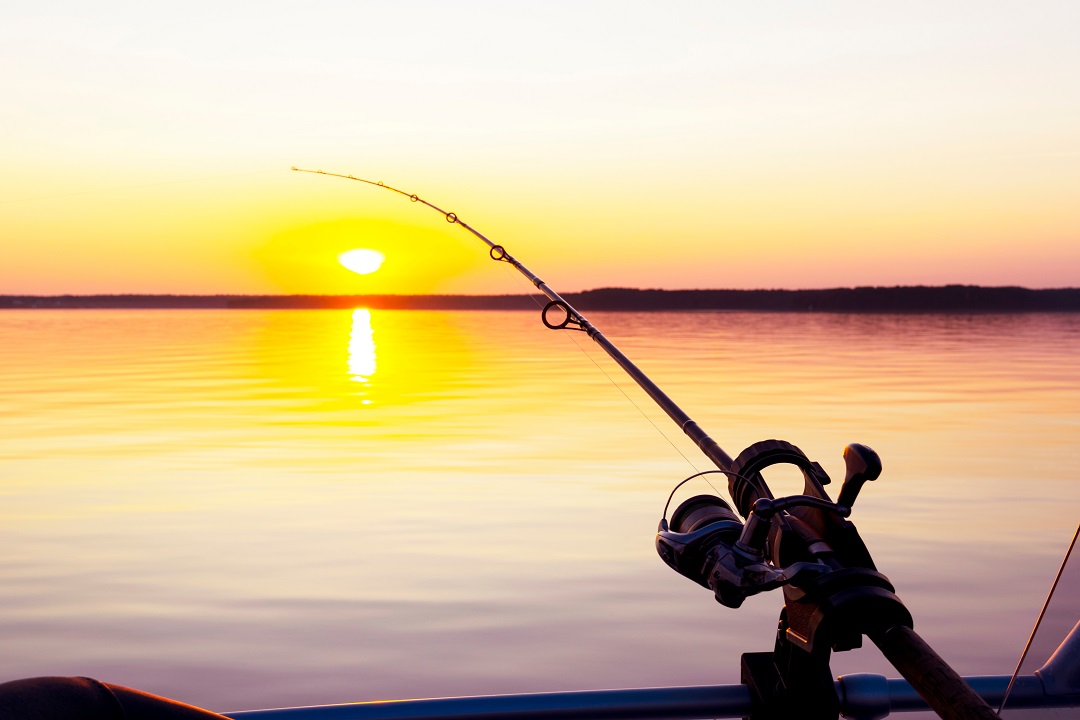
1;309;1078;713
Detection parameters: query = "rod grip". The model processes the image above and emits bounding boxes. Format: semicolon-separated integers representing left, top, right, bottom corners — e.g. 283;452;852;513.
871;625;1001;720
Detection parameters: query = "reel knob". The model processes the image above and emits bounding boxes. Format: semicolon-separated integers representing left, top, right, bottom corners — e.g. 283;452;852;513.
836;444;882;510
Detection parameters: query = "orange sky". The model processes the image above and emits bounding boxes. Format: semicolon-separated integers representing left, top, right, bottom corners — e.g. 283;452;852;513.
2;3;1078;295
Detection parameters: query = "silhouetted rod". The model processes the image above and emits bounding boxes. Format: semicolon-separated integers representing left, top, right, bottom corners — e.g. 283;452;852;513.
871;625;1002;720
292;167;734;471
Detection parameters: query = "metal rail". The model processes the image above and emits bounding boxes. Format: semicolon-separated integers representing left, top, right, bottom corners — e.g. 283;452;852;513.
226;672;1080;720
229;621;1080;718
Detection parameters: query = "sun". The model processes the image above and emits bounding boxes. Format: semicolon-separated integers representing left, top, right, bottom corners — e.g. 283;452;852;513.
339;248;385;275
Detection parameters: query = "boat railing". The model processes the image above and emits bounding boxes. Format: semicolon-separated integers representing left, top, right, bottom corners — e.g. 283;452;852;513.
226;670;1080;720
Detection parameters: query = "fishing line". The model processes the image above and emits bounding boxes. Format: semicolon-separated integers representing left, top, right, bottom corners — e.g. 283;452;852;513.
560;325;706;478
491;258;705;475
518;277;707;479
661;469;757;523
998;522;1080;714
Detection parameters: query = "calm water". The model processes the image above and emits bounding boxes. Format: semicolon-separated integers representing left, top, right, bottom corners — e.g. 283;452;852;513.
1;309;1078;713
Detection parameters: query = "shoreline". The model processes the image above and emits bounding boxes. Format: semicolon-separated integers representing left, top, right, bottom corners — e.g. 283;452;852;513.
3;285;1080;312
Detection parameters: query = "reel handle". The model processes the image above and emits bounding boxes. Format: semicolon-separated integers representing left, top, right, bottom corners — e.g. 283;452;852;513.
836;443;882;509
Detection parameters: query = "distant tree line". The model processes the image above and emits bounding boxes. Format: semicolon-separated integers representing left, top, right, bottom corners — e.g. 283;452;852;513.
3;286;1079;312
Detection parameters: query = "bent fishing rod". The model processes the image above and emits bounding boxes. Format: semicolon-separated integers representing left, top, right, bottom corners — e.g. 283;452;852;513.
294;167;1002;720
291;166;735;473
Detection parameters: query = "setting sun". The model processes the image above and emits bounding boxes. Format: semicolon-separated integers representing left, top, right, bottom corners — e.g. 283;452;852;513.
339;248;385;275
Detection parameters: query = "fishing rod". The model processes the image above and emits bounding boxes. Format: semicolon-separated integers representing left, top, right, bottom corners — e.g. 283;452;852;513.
294;167;1003;720
291;167;735;473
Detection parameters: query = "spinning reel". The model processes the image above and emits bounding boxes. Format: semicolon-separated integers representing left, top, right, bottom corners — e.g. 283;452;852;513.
656;441;910;720
657;440;883;609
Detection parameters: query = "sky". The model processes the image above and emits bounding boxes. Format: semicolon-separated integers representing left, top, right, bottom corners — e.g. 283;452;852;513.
2;1;1078;295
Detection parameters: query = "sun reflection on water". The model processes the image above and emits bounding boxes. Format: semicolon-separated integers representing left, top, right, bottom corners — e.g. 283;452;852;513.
347;309;376;389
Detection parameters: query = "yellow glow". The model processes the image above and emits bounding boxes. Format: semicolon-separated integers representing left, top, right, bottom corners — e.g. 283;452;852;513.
339;249;385;276
348;309;377;383
253;217;488;295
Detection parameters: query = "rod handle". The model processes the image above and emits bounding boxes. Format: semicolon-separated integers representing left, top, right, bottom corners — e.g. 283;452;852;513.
871;625;1002;720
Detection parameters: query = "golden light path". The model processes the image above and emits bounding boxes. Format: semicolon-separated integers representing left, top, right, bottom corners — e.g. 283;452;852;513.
339;249;385;275
348;309;376;392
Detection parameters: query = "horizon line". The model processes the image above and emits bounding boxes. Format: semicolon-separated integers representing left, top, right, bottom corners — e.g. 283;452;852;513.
5;283;1080;298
